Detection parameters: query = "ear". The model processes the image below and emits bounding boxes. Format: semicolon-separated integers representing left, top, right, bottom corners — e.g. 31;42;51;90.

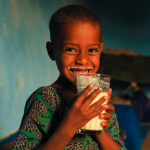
100;42;104;52
46;41;55;61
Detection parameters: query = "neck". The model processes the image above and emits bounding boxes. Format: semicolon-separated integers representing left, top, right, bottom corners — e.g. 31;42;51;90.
52;75;77;100
58;75;77;93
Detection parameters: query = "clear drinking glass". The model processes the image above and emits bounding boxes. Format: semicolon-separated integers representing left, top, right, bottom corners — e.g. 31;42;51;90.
77;73;111;135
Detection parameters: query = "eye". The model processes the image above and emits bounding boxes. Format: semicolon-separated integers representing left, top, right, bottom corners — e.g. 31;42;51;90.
88;48;98;52
87;48;100;55
66;48;76;52
63;48;78;55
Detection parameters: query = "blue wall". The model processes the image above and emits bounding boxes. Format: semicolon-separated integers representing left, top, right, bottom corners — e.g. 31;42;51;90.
0;0;78;140
0;0;150;140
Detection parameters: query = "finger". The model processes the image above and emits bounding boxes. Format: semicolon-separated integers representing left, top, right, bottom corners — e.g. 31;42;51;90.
89;105;104;119
87;96;106;113
75;84;94;105
82;87;103;109
102;104;115;113
100;112;112;120
107;88;112;103
101;120;110;127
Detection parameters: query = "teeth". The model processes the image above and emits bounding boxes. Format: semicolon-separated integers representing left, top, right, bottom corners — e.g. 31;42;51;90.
73;71;88;74
68;66;94;70
68;66;93;74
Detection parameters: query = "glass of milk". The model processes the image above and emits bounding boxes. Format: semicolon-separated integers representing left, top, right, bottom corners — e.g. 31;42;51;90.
77;73;111;135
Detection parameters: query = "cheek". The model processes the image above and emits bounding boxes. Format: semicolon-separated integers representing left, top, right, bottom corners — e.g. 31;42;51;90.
91;56;100;68
54;54;65;72
61;54;75;64
57;54;74;70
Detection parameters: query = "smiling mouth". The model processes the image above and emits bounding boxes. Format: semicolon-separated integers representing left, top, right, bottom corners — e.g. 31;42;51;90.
68;66;94;74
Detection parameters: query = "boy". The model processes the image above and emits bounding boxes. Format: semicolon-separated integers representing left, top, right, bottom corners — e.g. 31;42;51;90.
13;4;125;150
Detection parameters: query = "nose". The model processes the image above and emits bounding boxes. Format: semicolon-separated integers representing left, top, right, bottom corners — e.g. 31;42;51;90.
75;53;89;65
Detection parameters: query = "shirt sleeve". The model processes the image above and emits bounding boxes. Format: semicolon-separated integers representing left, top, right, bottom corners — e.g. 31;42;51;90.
12;88;59;150
104;101;125;150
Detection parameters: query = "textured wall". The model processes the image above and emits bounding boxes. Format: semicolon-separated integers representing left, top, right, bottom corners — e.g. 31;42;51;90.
0;0;77;140
0;0;150;140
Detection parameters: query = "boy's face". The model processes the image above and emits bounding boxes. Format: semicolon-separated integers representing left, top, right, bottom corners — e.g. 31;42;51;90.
48;22;103;86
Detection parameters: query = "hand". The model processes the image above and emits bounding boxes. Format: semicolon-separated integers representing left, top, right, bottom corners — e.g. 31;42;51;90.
62;84;106;134
99;88;115;127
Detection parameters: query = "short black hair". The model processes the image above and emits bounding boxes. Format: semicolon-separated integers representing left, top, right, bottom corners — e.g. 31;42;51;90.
49;4;102;43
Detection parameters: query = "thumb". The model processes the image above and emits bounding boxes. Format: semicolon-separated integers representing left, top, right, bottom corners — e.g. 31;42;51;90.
63;94;78;117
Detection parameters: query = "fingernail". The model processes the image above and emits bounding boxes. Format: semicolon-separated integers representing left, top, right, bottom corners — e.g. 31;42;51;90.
103;96;106;99
98;87;102;91
89;84;94;88
101;114;105;118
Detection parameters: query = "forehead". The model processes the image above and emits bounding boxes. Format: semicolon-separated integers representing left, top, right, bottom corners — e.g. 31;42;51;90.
55;22;101;45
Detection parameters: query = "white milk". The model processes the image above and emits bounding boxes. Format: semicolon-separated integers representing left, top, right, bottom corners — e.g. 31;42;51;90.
77;87;108;131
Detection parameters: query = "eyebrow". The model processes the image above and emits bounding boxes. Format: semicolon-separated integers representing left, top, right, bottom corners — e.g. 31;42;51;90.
91;44;100;47
62;43;100;47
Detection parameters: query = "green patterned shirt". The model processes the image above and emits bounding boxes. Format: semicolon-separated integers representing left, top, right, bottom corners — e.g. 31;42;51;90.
13;86;125;150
